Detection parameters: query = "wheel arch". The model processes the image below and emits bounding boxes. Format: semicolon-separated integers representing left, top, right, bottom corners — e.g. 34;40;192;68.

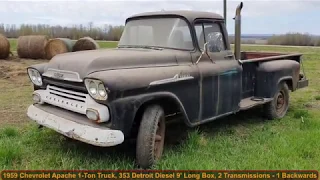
277;76;293;91
130;92;191;136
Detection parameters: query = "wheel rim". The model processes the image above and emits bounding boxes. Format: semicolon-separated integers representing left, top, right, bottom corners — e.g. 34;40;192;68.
154;117;165;160
276;90;286;114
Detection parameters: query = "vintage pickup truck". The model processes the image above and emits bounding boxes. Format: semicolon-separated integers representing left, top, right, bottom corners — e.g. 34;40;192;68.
27;2;308;168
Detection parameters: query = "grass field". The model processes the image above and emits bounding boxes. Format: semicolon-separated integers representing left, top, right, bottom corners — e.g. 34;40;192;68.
0;40;319;170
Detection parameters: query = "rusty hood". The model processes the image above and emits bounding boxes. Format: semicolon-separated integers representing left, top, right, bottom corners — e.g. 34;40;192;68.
44;48;179;79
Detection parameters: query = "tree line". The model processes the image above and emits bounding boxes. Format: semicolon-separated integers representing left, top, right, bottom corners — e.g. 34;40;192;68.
0;23;124;41
1;23;319;46
267;33;320;46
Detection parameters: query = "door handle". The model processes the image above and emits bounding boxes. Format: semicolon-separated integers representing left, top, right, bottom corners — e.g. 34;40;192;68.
224;54;234;59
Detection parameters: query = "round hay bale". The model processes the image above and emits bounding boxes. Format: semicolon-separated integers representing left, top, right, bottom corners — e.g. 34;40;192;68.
45;38;75;59
0;34;10;59
72;37;99;52
17;35;48;59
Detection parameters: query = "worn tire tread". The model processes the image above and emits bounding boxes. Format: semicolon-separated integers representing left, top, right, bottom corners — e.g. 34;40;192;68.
263;82;289;120
136;105;164;169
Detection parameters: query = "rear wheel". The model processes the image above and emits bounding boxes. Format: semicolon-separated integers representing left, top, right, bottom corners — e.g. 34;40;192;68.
263;82;289;120
136;105;165;169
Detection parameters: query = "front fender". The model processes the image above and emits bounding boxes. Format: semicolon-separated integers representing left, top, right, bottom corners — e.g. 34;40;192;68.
85;65;198;92
28;63;48;74
108;92;190;137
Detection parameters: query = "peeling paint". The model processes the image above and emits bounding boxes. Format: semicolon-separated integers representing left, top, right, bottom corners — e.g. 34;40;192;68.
27;105;124;147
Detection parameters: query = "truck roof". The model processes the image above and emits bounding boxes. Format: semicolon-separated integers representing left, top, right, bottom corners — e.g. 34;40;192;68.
127;10;224;23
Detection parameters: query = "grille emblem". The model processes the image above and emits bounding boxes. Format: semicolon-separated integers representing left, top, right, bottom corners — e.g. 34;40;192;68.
53;72;64;79
43;68;82;82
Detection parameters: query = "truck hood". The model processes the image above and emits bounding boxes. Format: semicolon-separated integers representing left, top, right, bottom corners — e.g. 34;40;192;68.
44;48;179;79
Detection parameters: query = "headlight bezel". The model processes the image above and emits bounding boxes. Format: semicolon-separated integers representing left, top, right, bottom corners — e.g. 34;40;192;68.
84;78;108;101
27;68;43;86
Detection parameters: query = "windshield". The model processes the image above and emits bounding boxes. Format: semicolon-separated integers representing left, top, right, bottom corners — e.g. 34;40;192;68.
118;18;193;50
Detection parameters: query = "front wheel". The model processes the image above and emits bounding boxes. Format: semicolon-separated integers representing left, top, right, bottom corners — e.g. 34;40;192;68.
136;105;166;169
263;82;290;120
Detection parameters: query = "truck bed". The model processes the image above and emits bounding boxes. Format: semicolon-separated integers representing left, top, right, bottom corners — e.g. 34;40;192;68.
241;51;302;63
240;51;304;99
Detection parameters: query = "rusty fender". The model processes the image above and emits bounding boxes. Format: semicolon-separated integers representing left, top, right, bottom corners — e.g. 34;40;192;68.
255;59;300;98
108;92;191;136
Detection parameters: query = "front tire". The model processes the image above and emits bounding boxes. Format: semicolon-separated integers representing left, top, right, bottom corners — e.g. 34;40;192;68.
263;82;290;120
136;105;166;169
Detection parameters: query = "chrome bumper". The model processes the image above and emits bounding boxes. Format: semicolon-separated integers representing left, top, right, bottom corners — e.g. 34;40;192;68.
27;105;124;147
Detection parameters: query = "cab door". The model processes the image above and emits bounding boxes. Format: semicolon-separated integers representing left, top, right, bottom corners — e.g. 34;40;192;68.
194;20;242;121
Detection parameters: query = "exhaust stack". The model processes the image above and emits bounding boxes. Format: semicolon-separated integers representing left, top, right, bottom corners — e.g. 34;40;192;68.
224;0;227;26
234;2;243;60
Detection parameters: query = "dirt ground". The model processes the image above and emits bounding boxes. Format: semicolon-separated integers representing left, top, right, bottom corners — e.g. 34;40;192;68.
0;56;48;125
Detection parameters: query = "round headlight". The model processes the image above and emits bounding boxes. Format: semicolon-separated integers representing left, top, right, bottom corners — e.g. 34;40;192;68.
98;83;107;97
30;70;35;80
88;81;97;95
85;79;108;100
36;72;42;83
28;68;43;86
37;77;42;83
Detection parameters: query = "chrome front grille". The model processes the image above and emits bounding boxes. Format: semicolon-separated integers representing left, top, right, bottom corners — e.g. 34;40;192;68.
48;85;86;102
41;85;89;114
43;77;87;93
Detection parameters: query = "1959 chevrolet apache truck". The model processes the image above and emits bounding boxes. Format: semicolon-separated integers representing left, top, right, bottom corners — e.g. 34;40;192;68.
27;2;308;168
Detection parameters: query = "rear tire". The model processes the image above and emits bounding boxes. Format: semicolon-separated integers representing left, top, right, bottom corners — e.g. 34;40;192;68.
263;82;289;120
136;105;165;169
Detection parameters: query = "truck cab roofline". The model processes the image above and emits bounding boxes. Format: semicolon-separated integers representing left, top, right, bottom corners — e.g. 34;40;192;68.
127;10;224;23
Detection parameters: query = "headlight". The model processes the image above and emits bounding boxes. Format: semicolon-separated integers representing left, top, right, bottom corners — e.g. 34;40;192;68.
85;79;108;100
98;83;107;97
88;81;97;95
27;68;43;86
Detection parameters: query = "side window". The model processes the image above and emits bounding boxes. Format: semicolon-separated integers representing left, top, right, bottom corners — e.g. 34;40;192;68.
194;24;204;50
194;21;226;53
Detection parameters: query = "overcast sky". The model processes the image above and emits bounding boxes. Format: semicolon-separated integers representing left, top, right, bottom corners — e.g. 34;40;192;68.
0;0;319;35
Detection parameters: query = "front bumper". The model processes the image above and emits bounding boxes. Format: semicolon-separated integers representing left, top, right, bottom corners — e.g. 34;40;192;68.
297;79;309;89
27;104;124;147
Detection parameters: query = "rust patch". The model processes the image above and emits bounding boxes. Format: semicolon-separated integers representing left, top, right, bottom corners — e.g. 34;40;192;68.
243;52;284;60
66;129;82;139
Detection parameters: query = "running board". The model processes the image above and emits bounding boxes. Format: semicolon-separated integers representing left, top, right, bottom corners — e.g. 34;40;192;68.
239;97;273;110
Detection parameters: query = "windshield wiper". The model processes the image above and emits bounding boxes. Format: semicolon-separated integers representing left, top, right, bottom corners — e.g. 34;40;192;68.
118;45;136;48
139;46;163;50
118;45;163;50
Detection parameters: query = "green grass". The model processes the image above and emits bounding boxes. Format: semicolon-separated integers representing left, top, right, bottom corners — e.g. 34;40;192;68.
97;41;118;49
1;41;320;170
8;39;17;52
